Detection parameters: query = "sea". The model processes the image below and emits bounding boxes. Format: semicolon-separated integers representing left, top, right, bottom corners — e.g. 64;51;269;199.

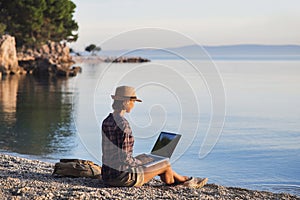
0;57;299;196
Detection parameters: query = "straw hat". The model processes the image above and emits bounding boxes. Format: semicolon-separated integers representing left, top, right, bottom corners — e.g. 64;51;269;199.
111;86;142;102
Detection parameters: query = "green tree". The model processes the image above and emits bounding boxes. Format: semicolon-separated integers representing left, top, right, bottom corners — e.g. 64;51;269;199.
41;0;78;43
85;44;101;55
0;0;46;47
0;23;6;34
0;0;78;48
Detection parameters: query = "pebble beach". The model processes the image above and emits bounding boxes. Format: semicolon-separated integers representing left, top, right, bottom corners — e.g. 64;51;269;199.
0;154;299;200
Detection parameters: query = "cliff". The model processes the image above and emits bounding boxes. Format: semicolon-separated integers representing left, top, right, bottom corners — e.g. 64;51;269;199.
0;34;81;78
0;35;25;75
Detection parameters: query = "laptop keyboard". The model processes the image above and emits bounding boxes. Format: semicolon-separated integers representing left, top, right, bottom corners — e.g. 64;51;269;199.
135;153;155;165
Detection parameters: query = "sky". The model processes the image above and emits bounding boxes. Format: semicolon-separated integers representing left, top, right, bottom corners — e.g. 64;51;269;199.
70;0;300;50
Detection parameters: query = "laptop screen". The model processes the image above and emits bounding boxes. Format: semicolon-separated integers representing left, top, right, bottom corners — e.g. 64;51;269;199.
151;132;181;158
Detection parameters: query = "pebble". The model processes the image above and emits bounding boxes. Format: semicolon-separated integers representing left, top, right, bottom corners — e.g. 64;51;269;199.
0;154;299;200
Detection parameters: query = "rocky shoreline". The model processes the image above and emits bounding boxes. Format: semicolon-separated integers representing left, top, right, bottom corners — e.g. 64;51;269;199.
72;55;150;64
1;34;150;79
0;154;298;200
0;35;80;77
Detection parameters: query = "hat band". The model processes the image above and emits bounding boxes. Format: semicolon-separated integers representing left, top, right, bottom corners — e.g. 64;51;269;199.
129;96;137;100
114;95;137;99
111;94;142;102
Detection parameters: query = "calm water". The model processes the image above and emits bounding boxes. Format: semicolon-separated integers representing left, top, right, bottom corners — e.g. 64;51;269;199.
0;59;299;196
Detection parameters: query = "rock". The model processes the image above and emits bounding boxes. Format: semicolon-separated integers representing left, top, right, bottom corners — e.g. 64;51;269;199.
0;35;24;75
18;59;36;74
69;66;82;77
32;58;56;76
104;56;150;63
18;41;77;77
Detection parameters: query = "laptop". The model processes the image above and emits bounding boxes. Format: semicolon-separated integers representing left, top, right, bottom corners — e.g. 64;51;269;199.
135;132;181;167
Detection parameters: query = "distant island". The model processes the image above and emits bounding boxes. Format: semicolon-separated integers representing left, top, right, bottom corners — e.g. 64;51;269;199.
98;44;300;60
180;44;300;56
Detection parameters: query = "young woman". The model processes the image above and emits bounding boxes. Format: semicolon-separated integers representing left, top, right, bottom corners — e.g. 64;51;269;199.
101;86;207;187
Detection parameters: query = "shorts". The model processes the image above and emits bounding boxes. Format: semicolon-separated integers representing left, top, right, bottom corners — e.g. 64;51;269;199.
103;166;144;187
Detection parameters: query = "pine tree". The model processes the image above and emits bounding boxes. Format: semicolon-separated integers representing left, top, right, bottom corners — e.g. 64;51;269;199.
0;0;78;48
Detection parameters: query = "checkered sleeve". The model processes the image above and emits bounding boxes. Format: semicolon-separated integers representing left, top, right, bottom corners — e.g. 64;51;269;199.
120;119;140;166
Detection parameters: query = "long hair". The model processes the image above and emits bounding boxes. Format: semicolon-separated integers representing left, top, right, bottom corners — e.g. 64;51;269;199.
112;100;128;111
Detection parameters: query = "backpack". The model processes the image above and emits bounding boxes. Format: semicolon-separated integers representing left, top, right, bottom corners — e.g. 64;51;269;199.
52;159;102;179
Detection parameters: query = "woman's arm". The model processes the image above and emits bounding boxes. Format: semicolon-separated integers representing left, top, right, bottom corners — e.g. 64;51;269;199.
121;120;142;166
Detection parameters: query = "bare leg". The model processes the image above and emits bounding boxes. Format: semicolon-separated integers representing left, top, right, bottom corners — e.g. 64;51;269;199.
142;160;189;185
173;170;189;182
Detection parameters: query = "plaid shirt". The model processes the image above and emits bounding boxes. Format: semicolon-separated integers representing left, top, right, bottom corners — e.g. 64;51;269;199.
101;113;140;180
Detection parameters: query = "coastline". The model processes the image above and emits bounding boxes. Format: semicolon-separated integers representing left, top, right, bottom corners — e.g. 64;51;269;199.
0;154;298;200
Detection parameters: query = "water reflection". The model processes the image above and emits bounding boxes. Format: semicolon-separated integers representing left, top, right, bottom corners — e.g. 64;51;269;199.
0;75;76;156
0;75;20;126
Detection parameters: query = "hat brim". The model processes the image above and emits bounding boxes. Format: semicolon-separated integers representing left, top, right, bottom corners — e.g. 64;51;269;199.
111;95;142;102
